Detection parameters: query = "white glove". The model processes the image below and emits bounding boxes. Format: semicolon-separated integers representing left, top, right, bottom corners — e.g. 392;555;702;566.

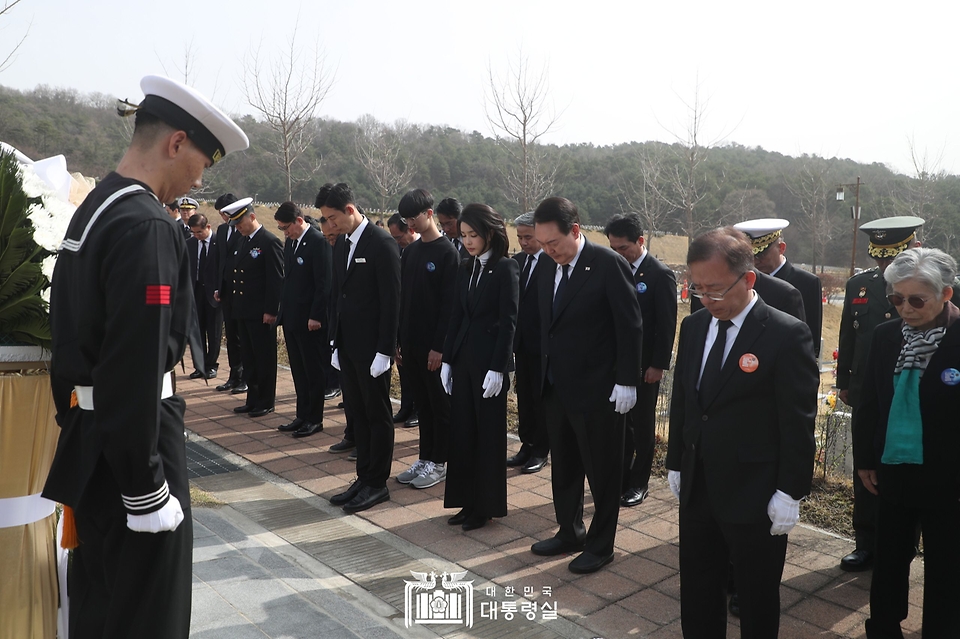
668;470;681;501
331;348;340;371
370;352;391;378
127;495;184;533
441;363;453;395
481;370;503;398
767;489;801;536
608;384;637;414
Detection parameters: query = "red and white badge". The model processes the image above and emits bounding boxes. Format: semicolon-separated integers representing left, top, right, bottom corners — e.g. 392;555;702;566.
739;353;759;373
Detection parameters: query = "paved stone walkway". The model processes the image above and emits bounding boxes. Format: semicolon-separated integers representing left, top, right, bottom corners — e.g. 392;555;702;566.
182;368;924;638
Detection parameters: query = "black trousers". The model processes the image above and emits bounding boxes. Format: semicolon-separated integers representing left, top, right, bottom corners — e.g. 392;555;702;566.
402;346;449;463
623;379;659;491
542;385;624;557
396;359;415;415
237;318;277;410
865;466;960;638
194;284;222;373
853;465;878;551
514;350;549;458
444;361;508;517
679;461;787;639
219;290;244;381
339;349;393;488
284;320;327;424
69;397;192;639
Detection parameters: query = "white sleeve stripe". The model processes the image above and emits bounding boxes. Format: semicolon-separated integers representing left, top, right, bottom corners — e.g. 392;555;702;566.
122;482;170;511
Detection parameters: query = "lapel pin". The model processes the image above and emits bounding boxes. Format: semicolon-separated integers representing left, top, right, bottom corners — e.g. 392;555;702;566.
739;353;759;373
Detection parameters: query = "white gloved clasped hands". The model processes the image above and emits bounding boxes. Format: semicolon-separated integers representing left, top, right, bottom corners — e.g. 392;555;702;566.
767;489;801;535
127;495;184;533
481;370;503;398
441;363;453;395
370;352;391;378
331;348;340;371
668;470;681;501
608;384;637;414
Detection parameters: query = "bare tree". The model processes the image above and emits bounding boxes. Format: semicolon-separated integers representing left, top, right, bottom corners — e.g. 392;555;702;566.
0;0;29;74
242;24;333;201
893;137;953;251
716;188;776;227
355;115;414;216
616;145;675;252
785;157;840;273
485;50;560;215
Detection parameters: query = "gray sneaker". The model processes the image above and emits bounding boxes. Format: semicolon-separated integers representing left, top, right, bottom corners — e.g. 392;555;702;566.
397;459;426;484
411;462;446;489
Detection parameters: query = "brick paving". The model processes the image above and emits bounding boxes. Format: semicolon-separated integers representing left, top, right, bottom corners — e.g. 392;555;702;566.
182;368;924;638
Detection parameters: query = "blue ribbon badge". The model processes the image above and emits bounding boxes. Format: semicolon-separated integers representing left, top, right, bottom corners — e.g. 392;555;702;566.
426;261;436;272
636;282;647;294
941;368;960;386
297;256;304;265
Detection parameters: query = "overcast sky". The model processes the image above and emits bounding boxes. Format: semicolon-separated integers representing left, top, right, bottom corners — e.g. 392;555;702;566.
1;0;957;175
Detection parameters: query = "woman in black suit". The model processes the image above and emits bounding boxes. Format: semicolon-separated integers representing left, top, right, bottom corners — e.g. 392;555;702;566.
441;204;519;531
854;247;960;638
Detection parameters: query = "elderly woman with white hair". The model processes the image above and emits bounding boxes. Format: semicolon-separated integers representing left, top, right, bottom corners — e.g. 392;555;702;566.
854;247;960;638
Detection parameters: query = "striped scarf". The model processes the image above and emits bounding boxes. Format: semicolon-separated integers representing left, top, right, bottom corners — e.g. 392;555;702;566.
895;322;947;375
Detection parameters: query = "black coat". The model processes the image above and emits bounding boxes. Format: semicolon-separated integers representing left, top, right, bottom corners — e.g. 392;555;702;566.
775;259;823;356
278;226;331;328
513;250;555;356
231;226;283;320
634;252;678;372
690;269;805;322
665;296;818;522
216;223;243;290
187;233;219;307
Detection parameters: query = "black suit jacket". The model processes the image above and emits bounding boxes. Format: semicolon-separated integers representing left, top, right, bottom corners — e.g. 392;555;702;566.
853;308;960;504
634;252;678;371
665;296;818;523
231;227;283;320
278;226;331;328
775;259;823;356
538;238;643;412
690;269;805;322
187;234;219;307
216;223;243;289
330;219;401;360
513;251;555;355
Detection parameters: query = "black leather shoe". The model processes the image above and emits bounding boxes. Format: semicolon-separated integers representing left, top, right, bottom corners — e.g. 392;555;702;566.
728;593;740;617
189;370;204;379
342;485;390;513
403;416;419;428
293;422;323;438
206;369;218;380
330;479;363;506
337;401;344;409
620;486;649;507
233;404;253;414
521;456;548;474
392;409;412;423
462;514;490;531
531;537;585;556
840;549;874;572
329;439;356;453
216;379;238;392
323;387;342;400
230;383;248;394
278;418;304;433
506;449;531;467
569;551;614;574
250;406;275;418
448;509;472;526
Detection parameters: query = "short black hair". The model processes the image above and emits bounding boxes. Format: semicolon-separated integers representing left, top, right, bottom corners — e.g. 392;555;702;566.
533;197;579;235
214;193;237;211
274;201;302;224
166;201;179;210
187;213;208;228
460;203;509;260
687;227;755;275
604;213;644;243
435;197;462;219
321;183;356;213
314;182;334;209
398;189;433;219
388;213;408;231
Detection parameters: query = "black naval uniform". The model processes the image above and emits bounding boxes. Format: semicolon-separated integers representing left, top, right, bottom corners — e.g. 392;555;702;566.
42;173;194;639
773;259;823;357
216;221;245;384
232;226;283;412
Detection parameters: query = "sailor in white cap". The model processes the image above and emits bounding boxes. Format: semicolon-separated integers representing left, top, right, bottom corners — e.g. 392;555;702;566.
734;218;823;357
42;75;248;639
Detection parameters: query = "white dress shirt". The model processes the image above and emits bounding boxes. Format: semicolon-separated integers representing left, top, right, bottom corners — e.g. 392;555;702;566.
697;290;758;388
345;216;369;266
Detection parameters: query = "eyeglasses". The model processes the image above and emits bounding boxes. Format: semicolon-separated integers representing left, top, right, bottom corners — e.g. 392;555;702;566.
887;293;933;309
401;210;427;221
690;272;746;301
277;223;292;232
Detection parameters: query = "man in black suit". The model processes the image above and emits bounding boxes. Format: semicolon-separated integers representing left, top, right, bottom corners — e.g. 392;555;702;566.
186;213;222;379
437;197;470;259
321;183;401;513
735;218;823;357
222;198;283;418
507;211;554;474
213;192;246;393
530;197;643;574
387;212;419;427
605;213;678;507
274;202;332;438
666;227;818;638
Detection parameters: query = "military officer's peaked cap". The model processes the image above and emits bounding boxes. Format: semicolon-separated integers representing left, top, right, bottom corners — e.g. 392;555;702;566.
733;218;790;255
121;75;249;165
859;216;924;259
223;197;254;226
178;196;199;210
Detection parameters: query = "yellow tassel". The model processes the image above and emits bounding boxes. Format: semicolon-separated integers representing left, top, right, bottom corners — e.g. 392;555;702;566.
61;505;79;549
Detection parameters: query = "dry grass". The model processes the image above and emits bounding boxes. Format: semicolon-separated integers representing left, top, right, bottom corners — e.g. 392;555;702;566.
190;485;225;509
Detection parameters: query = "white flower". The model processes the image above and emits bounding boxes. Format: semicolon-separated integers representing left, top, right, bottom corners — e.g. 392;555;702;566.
21;164;74;253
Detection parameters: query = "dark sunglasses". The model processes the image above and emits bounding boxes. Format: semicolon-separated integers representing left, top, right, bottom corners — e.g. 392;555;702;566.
886;294;932;309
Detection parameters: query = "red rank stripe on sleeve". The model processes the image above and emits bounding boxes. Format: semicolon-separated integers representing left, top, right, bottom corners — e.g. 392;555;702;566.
145;284;171;305
852;298;869;304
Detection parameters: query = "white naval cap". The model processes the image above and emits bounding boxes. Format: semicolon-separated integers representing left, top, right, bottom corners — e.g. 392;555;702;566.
127;75;249;165
733;218;790;255
177;196;199;210
222;197;255;226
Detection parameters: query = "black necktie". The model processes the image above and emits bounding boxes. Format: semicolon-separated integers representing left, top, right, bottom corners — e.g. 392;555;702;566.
468;258;482;303
552;264;569;319
197;239;206;281
699;319;733;402
520;254;533;293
